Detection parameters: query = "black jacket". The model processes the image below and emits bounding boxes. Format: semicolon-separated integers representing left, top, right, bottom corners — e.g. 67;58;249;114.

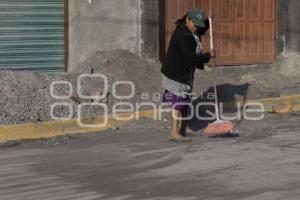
161;18;211;85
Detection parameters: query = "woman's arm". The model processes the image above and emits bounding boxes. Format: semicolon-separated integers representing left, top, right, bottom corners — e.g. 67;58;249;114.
179;36;211;68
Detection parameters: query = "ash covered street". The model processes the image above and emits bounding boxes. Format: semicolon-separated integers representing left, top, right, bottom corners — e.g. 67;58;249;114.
1;1;300;200
1;113;300;200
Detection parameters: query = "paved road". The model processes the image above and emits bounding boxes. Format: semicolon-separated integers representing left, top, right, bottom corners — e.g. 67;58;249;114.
0;114;300;200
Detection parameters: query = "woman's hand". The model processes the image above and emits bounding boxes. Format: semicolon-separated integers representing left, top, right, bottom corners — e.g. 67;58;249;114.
207;10;214;18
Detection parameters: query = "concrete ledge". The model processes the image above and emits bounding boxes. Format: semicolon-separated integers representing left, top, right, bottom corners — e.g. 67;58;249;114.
225;95;300;113
257;95;300;113
1;95;300;144
0;110;163;144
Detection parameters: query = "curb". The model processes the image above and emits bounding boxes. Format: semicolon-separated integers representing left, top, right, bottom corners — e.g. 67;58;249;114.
0;109;165;144
224;95;300;113
1;95;299;144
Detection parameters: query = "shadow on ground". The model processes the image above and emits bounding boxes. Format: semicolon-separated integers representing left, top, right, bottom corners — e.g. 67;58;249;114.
188;83;250;131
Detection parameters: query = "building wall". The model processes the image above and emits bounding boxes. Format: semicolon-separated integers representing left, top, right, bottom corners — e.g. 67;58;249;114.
285;0;300;54
276;0;300;76
68;0;143;71
141;0;160;61
139;0;300;77
68;0;300;76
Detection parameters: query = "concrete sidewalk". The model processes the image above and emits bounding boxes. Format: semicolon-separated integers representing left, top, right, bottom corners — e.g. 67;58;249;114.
0;113;300;200
1;64;300;144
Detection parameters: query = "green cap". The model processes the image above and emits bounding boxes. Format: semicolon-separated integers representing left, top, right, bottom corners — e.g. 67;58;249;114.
187;8;206;28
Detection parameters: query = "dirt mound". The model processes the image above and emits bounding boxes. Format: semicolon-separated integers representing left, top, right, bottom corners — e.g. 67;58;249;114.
73;50;162;96
0;71;76;125
0;50;163;125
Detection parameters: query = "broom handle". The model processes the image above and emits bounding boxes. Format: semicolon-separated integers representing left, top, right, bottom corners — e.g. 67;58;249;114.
209;16;221;121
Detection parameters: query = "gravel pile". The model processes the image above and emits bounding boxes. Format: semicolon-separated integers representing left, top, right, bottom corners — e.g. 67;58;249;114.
0;50;163;125
72;50;162;98
1;50;299;126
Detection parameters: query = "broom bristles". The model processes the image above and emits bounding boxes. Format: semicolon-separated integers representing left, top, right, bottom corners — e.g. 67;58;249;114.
204;121;234;136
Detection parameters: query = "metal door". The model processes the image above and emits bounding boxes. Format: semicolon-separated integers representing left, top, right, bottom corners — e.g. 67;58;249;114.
0;0;66;72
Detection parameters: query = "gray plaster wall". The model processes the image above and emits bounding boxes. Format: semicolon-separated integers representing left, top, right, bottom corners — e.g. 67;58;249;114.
285;0;300;54
68;0;143;71
277;0;300;55
141;0;160;61
276;0;300;76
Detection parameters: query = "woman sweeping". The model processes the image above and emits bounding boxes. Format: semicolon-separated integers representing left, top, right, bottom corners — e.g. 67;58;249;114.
161;8;213;142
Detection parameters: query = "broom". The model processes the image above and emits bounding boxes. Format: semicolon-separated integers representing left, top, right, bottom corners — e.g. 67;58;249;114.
203;15;234;136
